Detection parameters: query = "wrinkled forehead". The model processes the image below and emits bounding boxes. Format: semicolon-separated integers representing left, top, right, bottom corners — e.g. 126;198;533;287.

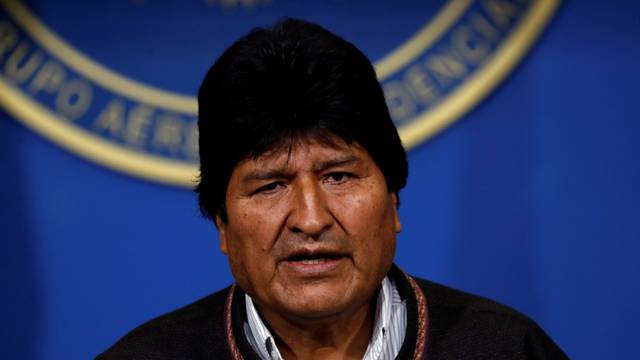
247;129;359;160
237;132;367;171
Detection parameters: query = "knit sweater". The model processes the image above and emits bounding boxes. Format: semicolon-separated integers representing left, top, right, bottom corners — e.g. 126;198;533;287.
97;265;568;359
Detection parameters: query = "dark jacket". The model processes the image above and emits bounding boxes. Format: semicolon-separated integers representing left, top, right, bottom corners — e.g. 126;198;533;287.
97;266;568;359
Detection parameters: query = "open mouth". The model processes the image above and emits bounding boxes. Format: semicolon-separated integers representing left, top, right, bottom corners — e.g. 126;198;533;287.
286;253;343;265
282;251;347;272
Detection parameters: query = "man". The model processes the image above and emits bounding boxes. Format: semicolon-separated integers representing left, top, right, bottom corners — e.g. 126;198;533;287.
98;19;567;359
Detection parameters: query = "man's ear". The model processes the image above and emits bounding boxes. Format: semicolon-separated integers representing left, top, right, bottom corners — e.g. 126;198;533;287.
215;215;229;255
391;193;402;233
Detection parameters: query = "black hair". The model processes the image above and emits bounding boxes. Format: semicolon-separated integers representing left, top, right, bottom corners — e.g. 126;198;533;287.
195;18;408;223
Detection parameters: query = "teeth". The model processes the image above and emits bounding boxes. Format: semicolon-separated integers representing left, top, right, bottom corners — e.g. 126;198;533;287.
299;258;328;264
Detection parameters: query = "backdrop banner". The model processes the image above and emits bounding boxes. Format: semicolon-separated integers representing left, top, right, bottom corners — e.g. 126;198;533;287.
1;1;638;359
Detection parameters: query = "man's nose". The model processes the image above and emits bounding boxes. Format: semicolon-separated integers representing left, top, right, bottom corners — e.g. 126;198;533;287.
286;179;334;238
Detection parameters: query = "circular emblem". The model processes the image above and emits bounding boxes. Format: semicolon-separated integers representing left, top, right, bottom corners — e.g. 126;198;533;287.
0;0;558;186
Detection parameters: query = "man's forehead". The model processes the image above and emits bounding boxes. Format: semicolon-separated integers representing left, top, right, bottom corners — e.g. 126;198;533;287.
259;132;350;155
247;137;362;168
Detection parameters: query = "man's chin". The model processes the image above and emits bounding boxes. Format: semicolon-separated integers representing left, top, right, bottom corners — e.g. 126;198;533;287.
270;284;367;321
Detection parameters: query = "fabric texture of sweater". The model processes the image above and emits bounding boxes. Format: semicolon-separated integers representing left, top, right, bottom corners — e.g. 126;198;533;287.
97;265;569;359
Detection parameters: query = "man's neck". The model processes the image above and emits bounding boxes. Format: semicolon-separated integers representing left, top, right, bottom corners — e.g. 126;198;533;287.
256;299;376;360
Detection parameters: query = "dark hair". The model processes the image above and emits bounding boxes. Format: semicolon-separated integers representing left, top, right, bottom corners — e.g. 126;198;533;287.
195;18;408;223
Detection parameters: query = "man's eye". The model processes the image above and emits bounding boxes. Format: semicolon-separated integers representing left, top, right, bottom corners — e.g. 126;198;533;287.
254;182;283;194
325;172;350;183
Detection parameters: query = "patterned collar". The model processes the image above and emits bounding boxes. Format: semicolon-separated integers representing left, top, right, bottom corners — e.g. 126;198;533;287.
243;276;407;360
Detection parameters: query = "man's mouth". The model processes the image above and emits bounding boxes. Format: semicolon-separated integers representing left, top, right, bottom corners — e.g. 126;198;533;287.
296;258;333;265
282;251;347;273
287;253;342;264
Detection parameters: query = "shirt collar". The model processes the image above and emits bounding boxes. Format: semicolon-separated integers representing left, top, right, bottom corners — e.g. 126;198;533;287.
244;294;283;360
243;276;406;360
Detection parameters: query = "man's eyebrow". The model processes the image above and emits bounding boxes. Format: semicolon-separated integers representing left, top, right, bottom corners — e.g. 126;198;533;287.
241;169;291;182
241;155;361;182
312;155;360;172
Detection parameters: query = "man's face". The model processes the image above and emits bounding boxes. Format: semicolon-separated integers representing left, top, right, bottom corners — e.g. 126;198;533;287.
217;136;401;322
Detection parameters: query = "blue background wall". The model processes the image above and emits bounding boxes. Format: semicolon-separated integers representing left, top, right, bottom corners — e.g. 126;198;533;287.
2;1;639;359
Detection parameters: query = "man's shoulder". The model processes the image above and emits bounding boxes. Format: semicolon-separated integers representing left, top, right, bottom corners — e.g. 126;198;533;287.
412;277;568;359
414;277;528;318
96;286;231;360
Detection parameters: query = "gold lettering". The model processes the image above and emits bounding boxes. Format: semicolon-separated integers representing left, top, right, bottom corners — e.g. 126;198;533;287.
404;63;440;104
55;78;92;120
94;99;126;136
469;13;500;43
184;122;199;159
383;81;417;120
125;105;154;146
0;21;18;60
4;41;43;84
484;0;519;29
28;61;67;94
451;26;490;65
425;52;468;87
152;114;183;154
